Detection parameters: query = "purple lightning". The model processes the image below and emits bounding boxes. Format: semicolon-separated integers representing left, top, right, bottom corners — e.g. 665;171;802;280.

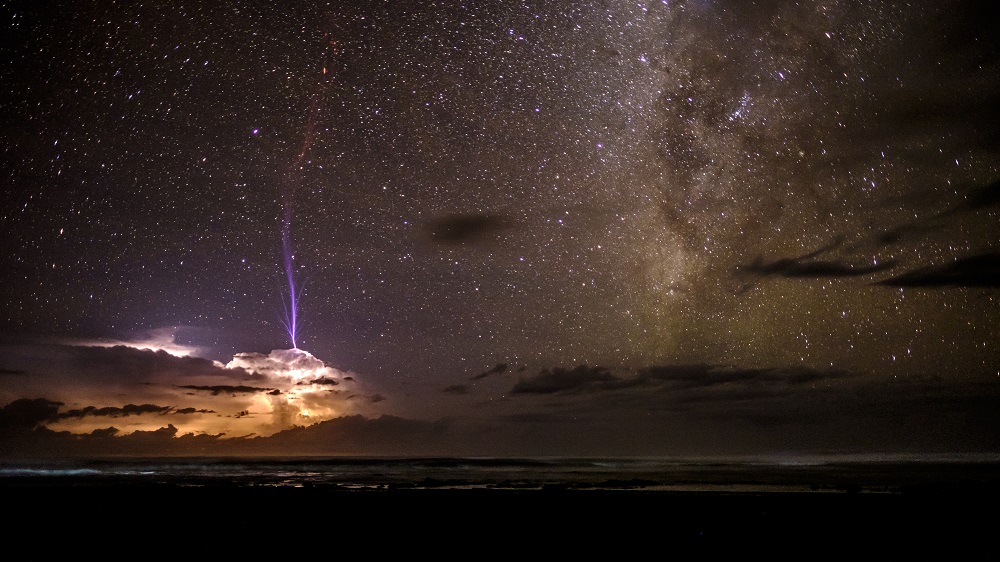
280;98;318;349
280;216;302;349
279;30;338;349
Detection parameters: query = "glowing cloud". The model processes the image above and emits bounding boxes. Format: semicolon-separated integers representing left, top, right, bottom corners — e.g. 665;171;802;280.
7;334;374;438
226;348;363;431
226;348;346;382
79;327;207;359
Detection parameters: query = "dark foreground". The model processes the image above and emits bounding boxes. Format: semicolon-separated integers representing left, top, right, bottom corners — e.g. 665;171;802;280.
6;485;996;556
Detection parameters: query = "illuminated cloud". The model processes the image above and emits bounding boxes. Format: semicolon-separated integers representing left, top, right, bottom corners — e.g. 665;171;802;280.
76;326;210;359
226;348;346;381
0;337;378;439
223;347;370;433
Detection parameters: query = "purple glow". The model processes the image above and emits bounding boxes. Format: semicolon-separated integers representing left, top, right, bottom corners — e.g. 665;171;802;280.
276;32;338;349
280;213;299;349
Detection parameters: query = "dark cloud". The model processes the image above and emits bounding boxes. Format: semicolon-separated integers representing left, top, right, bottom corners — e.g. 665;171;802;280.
2;365;998;458
634;363;730;387
878;179;1000;245
0;412;447;457
682;373;1000;440
509;363;851;397
636;364;851;390
0;344;251;396
423;213;510;245
127;425;179;440
89;427;119;438
442;384;469;395
741;177;997;287
0;368;27;376
300;377;339;386
737;238;896;282
876;222;937;246
510;365;617;395
173;407;215;415
229;415;451;456
470;363;507;381
498;364;1000;453
57;403;173;419
179;385;277;396
68;345;246;382
52;404;215;418
502;413;558;423
741;255;896;279
876;253;1000;288
956;178;1000;212
0;398;62;429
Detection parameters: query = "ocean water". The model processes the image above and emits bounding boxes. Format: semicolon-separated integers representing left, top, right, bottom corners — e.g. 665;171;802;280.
3;455;997;555
1;454;997;492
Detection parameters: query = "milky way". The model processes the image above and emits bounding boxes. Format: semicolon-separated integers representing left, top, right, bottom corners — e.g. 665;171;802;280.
1;1;998;454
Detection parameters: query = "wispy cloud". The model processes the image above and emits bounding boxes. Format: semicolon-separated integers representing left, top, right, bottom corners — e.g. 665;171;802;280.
470;363;508;381
423;213;511;245
442;384;469;395
739;238;895;280
876;253;1000;288
179;384;278;396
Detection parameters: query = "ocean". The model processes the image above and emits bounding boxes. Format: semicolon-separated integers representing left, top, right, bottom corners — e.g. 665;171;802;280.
3;455;996;555
1;454;997;492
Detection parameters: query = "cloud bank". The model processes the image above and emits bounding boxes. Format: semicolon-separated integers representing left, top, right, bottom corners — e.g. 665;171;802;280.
2;356;997;458
0;340;377;439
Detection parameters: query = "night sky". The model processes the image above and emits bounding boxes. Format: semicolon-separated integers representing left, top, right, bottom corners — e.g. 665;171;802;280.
1;0;998;457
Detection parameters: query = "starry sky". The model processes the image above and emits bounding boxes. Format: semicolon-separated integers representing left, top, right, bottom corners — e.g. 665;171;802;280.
1;0;998;457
